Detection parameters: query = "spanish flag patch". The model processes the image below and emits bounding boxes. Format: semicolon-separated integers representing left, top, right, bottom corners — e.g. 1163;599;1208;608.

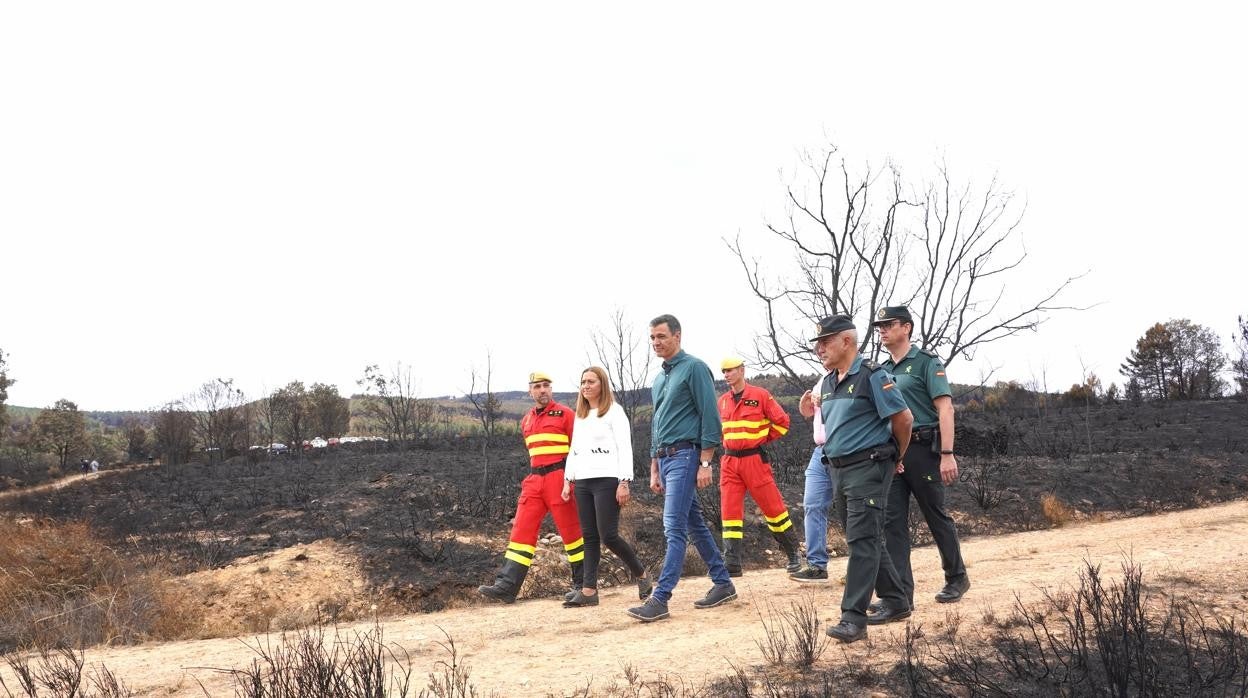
882;383;895;390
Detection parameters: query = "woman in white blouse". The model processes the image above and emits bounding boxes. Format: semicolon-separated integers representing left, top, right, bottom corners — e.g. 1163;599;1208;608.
560;366;651;607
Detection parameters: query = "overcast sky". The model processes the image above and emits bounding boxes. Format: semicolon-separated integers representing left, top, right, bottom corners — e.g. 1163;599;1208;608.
3;2;1245;411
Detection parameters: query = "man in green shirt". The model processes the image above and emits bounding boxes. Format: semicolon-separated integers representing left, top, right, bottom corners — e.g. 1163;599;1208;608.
811;314;913;643
868;305;970;622
626;314;735;623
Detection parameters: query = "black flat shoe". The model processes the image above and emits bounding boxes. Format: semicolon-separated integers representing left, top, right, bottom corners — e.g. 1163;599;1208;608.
562;591;599;608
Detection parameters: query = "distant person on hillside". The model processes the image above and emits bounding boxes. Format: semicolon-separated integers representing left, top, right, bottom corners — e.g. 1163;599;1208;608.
626;314;735;623
80;458;89;474
808;314;912;644
478;372;585;604
716;357;801;576
560;366;651;608
867;306;969;621
89;459;99;473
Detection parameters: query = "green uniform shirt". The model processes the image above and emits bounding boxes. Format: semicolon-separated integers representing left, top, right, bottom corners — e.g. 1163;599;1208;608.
650;350;722;456
819;355;909;458
882;345;951;428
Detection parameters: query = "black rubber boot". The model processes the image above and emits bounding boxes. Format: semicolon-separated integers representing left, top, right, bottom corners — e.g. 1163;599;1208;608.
774;528;803;574
723;538;743;577
478;560;528;604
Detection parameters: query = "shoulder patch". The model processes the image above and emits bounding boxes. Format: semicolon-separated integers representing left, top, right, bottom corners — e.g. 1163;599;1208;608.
863;359;883;371
920;348;940;359
743;399;760;407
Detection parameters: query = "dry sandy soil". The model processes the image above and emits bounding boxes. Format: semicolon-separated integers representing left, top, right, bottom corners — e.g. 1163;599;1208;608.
5;497;1247;696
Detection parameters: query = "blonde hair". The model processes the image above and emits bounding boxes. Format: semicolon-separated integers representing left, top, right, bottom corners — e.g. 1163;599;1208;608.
575;366;616;419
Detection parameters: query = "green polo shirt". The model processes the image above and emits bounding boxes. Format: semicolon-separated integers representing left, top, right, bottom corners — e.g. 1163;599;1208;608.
819;355;910;458
650;350;722;456
882;345;951;428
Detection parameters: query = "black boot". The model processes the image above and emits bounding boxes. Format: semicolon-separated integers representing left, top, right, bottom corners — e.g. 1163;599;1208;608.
478;560;528;604
773;528;802;574
723;538;743;577
565;561;585;602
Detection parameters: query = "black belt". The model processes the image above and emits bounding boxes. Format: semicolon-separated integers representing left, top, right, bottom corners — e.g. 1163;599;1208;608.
724;447;770;462
655;441;697;457
530;460;567;476
912;426;939;443
724;447;762;457
821;442;897;469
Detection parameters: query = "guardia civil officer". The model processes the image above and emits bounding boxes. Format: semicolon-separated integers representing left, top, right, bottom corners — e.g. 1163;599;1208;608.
477;372;585;604
809;315;913;643
867;306;969;622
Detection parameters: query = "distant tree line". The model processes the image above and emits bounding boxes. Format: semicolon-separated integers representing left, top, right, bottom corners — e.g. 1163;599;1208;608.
1120;318;1240;402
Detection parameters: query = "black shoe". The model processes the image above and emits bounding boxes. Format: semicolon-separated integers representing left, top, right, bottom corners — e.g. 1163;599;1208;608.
867;600;885;614
788;565;829;583
866;605;912;625
726;565;743;578
693;582;738;609
563;591;599;608
935;577;971;604
478;583;517;604
627;597;670;622
636;573;653;601
564;590;577;603
826;621;867;643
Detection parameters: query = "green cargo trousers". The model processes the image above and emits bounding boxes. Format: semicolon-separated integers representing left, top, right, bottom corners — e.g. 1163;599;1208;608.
837;452;909;625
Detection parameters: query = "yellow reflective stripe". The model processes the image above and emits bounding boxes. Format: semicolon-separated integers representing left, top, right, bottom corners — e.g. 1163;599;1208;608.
525;432;569;445
505;550;534;566
507;542;537;554
563;538;584;551
772;424;789;436
764;511;789;524
566;551;585;562
528;445;570;456
721;520;743;527
722;419;768;429
723;428;770;440
767;519;794;533
722;531;744;539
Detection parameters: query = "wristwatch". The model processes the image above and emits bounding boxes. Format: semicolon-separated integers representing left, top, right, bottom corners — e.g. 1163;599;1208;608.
940;450;955;455
699;461;712;469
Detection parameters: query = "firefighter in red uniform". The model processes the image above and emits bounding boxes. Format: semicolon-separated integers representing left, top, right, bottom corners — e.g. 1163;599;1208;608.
478;372;586;603
717;357;802;576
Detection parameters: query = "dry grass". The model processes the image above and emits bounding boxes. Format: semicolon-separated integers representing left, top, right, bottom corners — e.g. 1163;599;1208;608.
0;517;202;652
1040;492;1076;527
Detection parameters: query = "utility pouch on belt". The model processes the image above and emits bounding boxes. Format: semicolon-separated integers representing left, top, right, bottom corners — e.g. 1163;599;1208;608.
822;442;898;469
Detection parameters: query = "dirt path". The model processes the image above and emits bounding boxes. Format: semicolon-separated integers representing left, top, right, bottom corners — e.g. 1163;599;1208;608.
6;500;1248;696
0;462;161;502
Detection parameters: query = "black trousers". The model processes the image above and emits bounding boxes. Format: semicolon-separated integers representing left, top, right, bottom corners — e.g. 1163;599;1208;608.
877;440;967;606
838;456;908;625
573;477;645;589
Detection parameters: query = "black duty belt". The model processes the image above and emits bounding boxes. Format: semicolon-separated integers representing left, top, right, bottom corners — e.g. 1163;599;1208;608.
912;426;939;443
530;459;567;476
821;442;897;469
655;441;697;457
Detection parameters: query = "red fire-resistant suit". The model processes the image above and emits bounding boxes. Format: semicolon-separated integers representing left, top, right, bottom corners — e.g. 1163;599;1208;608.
718;384;793;544
501;401;585;571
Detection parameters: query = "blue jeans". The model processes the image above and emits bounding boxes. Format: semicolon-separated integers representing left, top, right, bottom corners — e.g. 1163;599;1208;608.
802;446;842;569
653;447;731;603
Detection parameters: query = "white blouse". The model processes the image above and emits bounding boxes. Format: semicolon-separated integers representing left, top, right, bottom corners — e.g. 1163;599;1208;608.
563;404;634;482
